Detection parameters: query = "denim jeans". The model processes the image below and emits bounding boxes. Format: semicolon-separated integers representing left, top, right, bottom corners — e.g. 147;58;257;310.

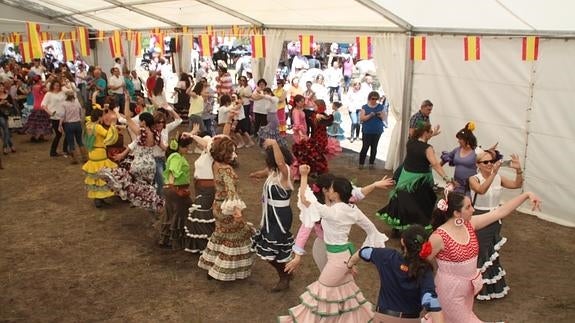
63;121;84;152
154;157;166;195
0;116;13;149
349;111;361;139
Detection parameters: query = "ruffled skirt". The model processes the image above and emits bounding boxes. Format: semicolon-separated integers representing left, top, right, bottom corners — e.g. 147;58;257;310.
23;109;52;137
158;187;191;249
474;209;509;300
198;207;255;281
184;184;216;253
278;251;374;322
82;148;117;199
251;205;294;263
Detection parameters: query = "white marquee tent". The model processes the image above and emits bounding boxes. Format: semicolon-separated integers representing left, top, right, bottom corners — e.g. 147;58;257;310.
1;0;574;227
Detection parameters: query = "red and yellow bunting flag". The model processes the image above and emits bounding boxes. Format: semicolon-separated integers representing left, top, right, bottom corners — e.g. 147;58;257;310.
125;30;133;41
464;36;480;61
62;39;76;61
134;32;142;56
9;33;22;44
410;36;426;61
58;32;66;41
19;42;32;63
356;36;372;60
25;22;43;59
199;34;212;57
77;27;90;57
182;26;193;43
182;26;189;34
299;35;313;56
97;30;105;42
109;30;124;58
205;25;213;36
251;35;266;58
232;25;240;37
40;32;51;42
522;36;539;61
70;30;77;42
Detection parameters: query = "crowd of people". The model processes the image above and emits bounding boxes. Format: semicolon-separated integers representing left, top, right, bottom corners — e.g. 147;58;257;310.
0;53;542;323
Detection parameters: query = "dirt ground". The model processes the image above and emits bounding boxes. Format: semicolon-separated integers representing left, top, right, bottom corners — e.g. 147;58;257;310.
1;131;574;323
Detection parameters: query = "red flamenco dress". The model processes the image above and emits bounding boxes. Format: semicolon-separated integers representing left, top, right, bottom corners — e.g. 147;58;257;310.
310;108;342;161
291;108;328;179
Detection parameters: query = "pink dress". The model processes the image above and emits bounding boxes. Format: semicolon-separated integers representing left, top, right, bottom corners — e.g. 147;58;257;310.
434;221;483;323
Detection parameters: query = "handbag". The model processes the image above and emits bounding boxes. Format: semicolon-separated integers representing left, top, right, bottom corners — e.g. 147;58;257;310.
8;116;23;129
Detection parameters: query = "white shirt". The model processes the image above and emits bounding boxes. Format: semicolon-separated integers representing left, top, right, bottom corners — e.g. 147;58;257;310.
473;173;503;211
345;89;366;113
108;75;125;94
238;86;252;106
312;201;388;248
325;67;343;87
252;89;268;114
264;96;279;113
41;91;66;120
194;136;215;179
218;104;233;125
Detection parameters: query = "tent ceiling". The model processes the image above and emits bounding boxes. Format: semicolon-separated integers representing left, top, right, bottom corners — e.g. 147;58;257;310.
1;0;573;35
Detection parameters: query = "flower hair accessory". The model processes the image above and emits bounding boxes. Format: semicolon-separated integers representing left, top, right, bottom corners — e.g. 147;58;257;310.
419;241;432;259
169;138;178;151
311;183;321;193
466;121;476;132
436;183;454;211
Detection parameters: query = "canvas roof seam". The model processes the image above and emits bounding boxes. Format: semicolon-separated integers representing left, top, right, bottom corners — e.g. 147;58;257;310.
41;0;128;30
354;0;412;31
103;0;181;28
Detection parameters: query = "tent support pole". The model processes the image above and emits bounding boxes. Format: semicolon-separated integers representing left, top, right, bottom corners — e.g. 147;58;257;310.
398;33;414;165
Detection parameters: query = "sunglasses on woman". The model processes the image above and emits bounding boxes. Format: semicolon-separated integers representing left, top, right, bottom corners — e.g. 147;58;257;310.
478;159;495;165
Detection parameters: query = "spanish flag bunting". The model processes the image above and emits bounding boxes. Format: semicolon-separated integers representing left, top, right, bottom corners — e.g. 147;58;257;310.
151;27;161;36
356;36;372;60
19;42;32;63
125;30;133;41
77;27;90;57
62;39;76;61
410;36;426;61
109;30;124;58
251;35;266;58
206;25;213;36
40;31;51;42
97;30;105;42
464;36;480;61
134;32;142;56
522;36;539;61
25;22;43;59
70;30;77;42
182;26;189;34
9;33;22;44
58;32;66;40
232;25;240;37
199;34;212;57
299;35;314;56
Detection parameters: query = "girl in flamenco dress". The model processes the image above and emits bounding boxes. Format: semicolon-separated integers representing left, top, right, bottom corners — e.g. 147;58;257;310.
290;95;328;180
310;99;342;160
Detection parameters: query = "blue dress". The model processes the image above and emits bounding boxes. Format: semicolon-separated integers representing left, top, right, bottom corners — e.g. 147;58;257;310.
327;111;345;140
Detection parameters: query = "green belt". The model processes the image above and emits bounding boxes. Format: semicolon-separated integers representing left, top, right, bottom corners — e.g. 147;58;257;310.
325;242;356;254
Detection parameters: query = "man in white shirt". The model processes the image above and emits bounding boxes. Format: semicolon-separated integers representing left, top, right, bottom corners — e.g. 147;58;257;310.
325;61;343;103
108;67;126;113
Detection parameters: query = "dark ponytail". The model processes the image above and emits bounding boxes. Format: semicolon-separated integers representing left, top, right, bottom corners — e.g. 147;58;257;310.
402;225;432;281
430;191;466;230
332;177;353;204
313;173;335;204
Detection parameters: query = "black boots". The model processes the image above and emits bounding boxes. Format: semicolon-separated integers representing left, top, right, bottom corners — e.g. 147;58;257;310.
269;261;291;292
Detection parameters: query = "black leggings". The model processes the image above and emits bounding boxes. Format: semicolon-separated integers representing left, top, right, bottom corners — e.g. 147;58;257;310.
50;119;69;156
253;113;267;136
359;133;382;165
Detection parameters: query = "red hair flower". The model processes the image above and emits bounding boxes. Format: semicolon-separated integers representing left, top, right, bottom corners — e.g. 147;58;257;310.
419;241;432;259
311;183;321;193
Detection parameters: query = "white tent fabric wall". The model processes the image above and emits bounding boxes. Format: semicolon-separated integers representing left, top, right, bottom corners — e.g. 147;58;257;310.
406;35;575;227
372;34;408;172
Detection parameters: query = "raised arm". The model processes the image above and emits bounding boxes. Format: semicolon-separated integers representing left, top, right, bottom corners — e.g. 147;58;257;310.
501;153;524;189
426;146;452;183
471;191;541;230
264;139;289;185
